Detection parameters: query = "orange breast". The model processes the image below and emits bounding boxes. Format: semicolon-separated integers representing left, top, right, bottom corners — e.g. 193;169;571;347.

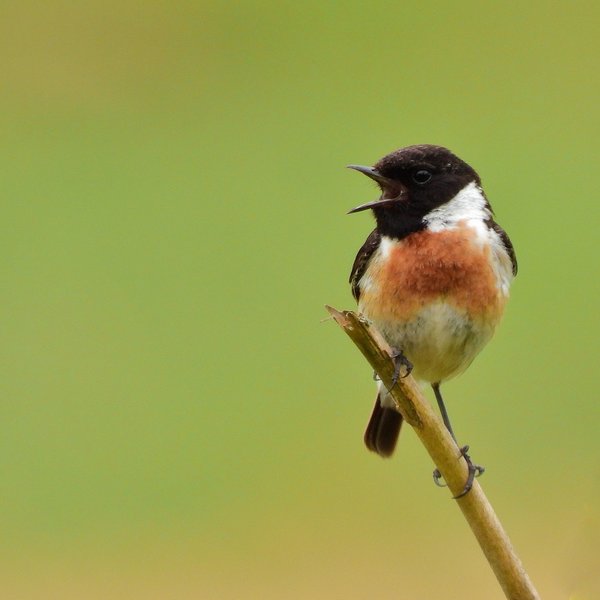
359;226;506;324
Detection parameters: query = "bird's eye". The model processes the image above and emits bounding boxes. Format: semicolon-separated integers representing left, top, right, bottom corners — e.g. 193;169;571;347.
413;169;432;184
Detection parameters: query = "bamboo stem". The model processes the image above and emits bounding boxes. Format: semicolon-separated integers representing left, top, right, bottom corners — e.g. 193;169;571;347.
326;306;540;600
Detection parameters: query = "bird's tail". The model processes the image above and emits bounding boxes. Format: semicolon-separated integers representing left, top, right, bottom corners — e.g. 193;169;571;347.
363;386;403;457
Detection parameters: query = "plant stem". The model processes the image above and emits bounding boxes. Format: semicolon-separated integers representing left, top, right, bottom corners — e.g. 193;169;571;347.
326;306;540;600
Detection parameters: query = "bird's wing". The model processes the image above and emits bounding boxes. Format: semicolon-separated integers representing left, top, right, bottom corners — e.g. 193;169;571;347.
490;221;518;276
349;228;381;301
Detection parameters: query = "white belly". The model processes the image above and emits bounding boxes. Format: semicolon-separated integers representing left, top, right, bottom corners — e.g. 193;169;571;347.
367;300;498;384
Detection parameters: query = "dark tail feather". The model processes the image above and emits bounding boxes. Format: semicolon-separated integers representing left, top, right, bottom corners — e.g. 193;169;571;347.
364;395;403;457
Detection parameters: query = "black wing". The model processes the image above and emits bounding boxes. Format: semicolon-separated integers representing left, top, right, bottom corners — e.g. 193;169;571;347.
490;220;518;276
349;229;380;301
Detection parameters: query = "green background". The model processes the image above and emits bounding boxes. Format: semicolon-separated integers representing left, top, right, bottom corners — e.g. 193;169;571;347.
1;2;598;598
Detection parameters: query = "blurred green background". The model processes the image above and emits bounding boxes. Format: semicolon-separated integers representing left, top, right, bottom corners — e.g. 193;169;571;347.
1;1;598;598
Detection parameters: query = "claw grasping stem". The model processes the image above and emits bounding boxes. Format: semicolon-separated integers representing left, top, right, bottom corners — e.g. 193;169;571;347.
326;306;540;600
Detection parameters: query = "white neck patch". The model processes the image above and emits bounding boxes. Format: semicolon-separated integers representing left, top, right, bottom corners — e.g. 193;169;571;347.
423;181;491;233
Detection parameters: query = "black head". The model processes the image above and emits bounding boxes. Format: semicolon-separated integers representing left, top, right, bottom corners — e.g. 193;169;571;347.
347;145;482;238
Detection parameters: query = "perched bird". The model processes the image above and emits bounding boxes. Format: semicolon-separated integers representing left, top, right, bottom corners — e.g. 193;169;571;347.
347;144;517;496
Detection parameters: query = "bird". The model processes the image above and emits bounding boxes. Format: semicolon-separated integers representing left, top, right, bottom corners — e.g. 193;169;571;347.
347;144;517;496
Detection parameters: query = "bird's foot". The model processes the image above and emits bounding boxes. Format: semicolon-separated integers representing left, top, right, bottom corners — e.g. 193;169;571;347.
432;445;485;499
389;348;413;387
454;446;485;498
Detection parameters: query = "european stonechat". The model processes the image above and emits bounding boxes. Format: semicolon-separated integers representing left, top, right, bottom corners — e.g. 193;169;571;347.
347;145;517;495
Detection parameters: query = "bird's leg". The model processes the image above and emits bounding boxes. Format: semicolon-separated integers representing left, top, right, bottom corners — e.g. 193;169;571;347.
453;445;485;499
431;383;484;498
389;348;413;388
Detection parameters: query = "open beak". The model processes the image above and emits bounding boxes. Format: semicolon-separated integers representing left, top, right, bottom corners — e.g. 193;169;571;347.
346;165;407;214
346;165;395;186
347;197;405;213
